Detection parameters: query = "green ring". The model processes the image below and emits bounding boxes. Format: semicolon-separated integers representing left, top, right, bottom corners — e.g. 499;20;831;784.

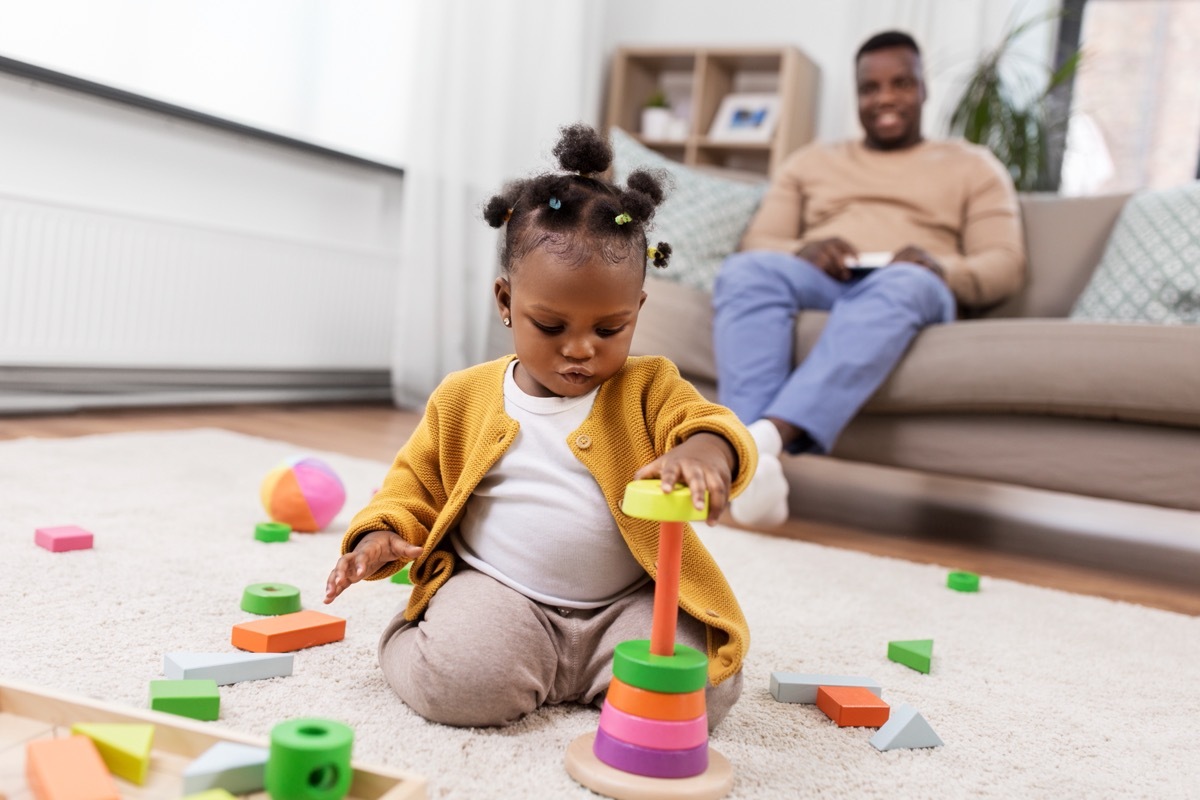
265;718;354;800
241;583;302;616
620;480;708;522
255;521;292;543
390;563;413;585
612;640;708;694
947;571;980;592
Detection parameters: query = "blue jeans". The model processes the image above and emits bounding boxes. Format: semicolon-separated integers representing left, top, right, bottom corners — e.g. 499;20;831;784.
712;251;956;454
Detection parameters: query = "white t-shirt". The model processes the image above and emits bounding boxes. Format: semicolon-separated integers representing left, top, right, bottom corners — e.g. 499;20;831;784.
451;361;649;608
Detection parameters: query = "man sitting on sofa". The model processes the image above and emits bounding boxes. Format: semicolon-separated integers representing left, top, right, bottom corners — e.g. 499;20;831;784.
713;30;1027;527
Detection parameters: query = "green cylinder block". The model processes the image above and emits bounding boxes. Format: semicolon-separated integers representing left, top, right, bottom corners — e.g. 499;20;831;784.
266;718;354;800
613;640;708;694
241;583;302;616
947;570;981;592
255;522;292;543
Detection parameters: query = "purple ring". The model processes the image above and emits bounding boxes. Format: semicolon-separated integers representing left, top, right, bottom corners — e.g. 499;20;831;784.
592;727;708;779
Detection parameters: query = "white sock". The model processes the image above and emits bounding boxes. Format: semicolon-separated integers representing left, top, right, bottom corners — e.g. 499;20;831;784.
731;420;790;528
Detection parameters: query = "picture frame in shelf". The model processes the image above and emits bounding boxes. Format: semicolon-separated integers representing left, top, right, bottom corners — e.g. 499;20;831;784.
708;92;781;143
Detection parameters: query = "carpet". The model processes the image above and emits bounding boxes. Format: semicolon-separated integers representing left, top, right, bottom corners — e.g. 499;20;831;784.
2;429;1198;799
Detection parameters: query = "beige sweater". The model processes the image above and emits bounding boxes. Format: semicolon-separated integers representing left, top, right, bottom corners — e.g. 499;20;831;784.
342;355;757;685
741;139;1026;308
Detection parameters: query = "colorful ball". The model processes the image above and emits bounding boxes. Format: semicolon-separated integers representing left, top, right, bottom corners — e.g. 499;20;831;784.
260;457;346;533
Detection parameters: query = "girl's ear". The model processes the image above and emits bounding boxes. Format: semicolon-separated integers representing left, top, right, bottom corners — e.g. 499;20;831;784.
494;276;513;324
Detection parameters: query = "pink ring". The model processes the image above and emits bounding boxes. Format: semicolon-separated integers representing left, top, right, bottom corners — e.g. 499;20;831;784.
598;699;707;751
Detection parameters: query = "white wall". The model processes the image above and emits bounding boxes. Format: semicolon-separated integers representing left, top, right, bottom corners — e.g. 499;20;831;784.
0;70;404;401
599;0;1060;144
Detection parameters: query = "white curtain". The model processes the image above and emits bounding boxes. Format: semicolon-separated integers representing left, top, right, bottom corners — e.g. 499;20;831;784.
391;0;604;408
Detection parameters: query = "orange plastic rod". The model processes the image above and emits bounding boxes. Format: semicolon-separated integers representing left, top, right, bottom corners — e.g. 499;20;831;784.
650;521;684;656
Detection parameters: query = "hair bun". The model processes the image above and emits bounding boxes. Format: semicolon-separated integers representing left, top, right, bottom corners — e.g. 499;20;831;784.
553;123;612;175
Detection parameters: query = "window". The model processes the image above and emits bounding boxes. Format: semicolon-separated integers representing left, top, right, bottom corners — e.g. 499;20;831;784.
0;0;416;167
1059;0;1200;195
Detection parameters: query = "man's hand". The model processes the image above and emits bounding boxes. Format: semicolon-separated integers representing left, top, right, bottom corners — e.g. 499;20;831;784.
892;245;946;281
633;433;736;526
324;530;422;604
797;237;858;281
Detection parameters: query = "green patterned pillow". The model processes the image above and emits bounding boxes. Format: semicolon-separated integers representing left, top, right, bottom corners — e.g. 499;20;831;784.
1071;183;1200;324
610;126;766;293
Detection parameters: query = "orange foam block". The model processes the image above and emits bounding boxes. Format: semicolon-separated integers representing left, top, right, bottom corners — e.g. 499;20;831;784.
231;609;345;653
816;685;891;728
26;735;120;800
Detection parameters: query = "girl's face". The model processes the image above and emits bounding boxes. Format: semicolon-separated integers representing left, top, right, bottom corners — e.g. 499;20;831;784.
495;246;646;398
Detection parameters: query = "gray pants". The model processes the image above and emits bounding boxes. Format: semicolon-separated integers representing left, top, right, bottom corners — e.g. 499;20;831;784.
378;567;743;729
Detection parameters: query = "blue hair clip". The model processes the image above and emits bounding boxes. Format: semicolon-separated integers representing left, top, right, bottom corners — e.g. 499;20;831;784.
548;197;562;210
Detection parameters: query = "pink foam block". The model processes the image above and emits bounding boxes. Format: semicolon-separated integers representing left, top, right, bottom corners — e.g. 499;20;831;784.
35;525;94;552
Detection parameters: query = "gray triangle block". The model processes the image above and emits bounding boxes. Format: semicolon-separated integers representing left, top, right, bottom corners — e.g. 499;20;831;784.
183;741;269;794
769;672;882;704
164;652;293;685
870;703;943;751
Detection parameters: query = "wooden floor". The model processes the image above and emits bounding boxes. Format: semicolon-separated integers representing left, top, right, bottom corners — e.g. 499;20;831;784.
3;402;1197;616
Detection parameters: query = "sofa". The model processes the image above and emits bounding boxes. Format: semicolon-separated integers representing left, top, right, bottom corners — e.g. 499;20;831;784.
631;191;1200;529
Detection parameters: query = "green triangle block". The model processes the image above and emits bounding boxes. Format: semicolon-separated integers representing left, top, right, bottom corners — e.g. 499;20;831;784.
71;722;155;785
888;639;933;674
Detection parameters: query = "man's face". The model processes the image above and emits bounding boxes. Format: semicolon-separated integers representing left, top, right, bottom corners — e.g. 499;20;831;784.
856;46;926;150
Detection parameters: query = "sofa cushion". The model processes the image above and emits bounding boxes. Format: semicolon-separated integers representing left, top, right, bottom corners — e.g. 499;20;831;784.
796;315;1200;427
610;127;765;293
637;277;1200;428
1070;182;1200;324
986;192;1129;319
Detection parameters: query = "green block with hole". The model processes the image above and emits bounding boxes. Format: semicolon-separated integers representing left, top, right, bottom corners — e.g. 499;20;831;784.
888;639;933;674
390;563;412;584
150;679;220;721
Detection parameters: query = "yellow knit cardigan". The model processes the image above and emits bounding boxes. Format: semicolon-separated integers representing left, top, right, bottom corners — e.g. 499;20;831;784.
341;355;757;685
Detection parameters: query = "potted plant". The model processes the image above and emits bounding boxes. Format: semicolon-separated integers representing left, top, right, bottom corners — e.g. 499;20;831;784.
946;11;1081;192
641;90;673;140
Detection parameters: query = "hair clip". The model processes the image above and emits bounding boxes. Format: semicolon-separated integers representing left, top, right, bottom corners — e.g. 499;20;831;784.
548;197;562;210
646;246;658;260
502;208;513;223
614;212;632;226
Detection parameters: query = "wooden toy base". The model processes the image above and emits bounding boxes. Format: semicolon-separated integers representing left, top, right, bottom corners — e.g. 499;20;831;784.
0;681;425;800
565;733;732;800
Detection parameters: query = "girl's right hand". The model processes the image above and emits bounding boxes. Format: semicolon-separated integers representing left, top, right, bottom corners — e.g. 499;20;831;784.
324;530;423;604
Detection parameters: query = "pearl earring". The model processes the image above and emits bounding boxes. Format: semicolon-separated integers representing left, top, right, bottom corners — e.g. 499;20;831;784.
503;317;511;327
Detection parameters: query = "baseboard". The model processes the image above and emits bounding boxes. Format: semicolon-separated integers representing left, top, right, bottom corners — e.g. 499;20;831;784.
783;455;1200;586
0;366;391;413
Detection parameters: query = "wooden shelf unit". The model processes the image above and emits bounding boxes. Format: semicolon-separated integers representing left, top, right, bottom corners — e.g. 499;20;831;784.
605;45;820;176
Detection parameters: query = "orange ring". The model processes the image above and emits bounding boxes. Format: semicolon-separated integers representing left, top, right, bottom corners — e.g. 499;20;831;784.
606;677;705;722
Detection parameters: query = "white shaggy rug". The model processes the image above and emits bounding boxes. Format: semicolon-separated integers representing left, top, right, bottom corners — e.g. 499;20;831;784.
2;429;1199;799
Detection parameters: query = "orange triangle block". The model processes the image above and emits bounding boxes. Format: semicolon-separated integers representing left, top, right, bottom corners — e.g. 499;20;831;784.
71;723;155;785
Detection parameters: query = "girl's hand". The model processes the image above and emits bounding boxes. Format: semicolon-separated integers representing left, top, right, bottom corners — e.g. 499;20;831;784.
633;433;736;526
324;530;422;604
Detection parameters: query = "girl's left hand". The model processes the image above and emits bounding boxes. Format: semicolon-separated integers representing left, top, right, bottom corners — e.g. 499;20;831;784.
634;432;736;526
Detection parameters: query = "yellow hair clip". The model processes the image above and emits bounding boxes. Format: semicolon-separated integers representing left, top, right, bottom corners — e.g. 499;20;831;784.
614;212;632;226
647;246;658;260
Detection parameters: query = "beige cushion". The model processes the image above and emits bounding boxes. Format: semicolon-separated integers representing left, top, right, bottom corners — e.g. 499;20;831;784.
635;277;1200;428
987;192;1130;319
798;315;1200;427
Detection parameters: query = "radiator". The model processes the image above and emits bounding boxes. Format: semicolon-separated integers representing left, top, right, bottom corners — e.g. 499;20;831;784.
0;194;398;410
0;193;396;369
